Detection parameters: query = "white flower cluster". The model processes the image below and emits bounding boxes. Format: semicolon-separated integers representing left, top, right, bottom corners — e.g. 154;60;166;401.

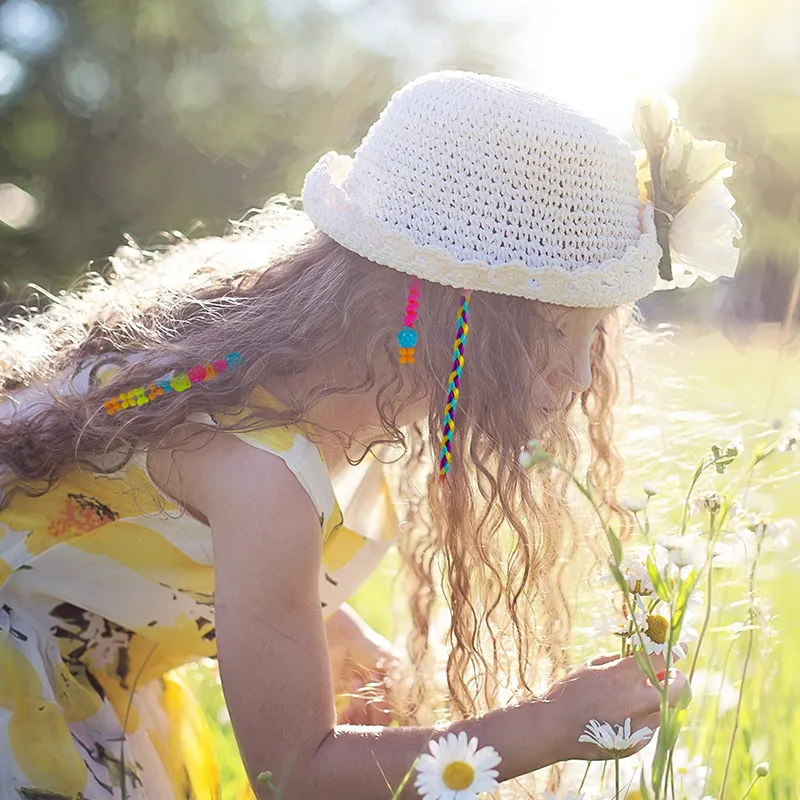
610;546;700;661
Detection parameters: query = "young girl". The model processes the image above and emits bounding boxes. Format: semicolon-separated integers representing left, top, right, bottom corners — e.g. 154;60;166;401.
0;71;692;799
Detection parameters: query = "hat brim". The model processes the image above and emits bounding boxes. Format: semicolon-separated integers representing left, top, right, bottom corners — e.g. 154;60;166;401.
302;151;661;308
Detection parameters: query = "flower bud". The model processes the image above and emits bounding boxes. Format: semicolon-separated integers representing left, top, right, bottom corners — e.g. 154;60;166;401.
755;761;770;777
633;94;679;150
643;482;659;497
621;497;648;513
699;492;723;514
519;450;535;469
257;771;273;784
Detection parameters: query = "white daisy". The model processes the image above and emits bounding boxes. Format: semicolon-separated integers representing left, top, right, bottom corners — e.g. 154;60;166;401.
619;548;668;597
632;605;698;661
595;609;631;640
414;731;501;800
656;534;705;571
625;744;712;799
578;718;654;753
672;749;712;798
621;497;649;513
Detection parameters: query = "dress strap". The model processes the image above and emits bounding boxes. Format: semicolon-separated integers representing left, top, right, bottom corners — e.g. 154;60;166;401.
186;386;337;522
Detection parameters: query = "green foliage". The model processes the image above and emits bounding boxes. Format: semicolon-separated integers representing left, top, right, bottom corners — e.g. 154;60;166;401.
675;0;800;316
0;0;508;298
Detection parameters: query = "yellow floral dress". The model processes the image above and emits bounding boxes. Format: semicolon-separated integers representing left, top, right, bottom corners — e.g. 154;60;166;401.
0;376;398;800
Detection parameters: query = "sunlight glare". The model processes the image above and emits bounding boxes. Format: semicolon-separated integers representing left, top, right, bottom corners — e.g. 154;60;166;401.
511;0;718;137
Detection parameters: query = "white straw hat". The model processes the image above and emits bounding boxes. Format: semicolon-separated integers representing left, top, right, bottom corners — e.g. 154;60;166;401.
302;70;662;308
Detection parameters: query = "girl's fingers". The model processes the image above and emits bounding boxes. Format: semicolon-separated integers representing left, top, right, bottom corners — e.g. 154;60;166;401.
665;669;692;708
619;651;669;680
589;653;621;667
341;697;368;725
339;669;394;726
365;694;394;725
643;710;661;732
636;682;665;716
636;668;692;716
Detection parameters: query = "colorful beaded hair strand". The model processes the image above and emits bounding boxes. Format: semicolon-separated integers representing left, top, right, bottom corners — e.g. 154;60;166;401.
438;293;471;481
397;278;421;364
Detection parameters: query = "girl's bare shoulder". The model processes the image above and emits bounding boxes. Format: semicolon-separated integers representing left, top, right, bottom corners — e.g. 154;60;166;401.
146;422;313;531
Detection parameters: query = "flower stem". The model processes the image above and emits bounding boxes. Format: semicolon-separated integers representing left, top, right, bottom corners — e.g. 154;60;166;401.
679;459;706;536
649;144;673;281
719;533;764;800
741;775;761;800
615;756;621;800
258;775;291;800
689;547;715;682
578;761;592;793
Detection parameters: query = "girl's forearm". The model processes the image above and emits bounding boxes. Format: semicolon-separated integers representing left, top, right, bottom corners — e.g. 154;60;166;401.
261;699;564;799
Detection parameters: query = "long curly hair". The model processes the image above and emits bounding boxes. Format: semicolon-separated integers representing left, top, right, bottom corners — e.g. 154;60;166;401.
0;201;630;775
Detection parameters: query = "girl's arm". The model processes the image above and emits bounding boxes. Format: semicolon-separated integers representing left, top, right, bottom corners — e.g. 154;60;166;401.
168;430;678;799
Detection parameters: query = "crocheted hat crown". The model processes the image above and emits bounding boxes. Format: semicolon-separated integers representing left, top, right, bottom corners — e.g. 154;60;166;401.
302;70;662;308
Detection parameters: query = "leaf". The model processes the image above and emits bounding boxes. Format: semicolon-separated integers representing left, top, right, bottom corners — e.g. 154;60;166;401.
671;568;699;644
639;769;654;800
391;756;420;799
606;526;623;567
646;555;672;604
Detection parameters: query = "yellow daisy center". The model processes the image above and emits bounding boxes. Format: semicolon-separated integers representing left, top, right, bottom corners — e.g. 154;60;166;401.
442;761;475;790
627;791;643;800
646;614;670;644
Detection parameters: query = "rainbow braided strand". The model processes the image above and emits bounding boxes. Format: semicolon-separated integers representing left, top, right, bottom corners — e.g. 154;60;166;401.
438;293;471;480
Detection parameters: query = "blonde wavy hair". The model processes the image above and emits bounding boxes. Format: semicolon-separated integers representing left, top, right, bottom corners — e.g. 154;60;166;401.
0;201;631;784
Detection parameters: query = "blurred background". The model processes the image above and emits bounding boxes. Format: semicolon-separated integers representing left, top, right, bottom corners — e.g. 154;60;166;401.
0;0;799;337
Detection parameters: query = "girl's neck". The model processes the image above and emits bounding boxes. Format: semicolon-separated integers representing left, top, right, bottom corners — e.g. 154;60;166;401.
262;374;385;477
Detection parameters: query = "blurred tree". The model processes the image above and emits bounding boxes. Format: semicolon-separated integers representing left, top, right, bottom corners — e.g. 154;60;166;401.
0;0;510;300
675;0;800;325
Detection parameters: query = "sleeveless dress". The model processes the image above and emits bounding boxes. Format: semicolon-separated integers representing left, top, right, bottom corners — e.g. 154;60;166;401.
0;379;399;800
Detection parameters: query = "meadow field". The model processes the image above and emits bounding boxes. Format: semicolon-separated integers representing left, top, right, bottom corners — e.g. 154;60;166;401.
183;325;800;800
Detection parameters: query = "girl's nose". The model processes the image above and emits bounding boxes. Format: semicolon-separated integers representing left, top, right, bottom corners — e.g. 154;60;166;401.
569;352;593;394
550;346;593;396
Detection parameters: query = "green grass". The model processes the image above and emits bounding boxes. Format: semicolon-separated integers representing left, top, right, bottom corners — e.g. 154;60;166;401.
183;327;800;799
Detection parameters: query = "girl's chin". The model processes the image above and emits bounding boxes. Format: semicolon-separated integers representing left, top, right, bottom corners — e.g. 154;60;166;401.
531;406;565;431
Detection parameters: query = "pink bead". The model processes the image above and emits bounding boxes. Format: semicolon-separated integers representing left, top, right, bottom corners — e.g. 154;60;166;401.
404;315;415;326
407;300;419;310
188;365;206;383
212;359;228;372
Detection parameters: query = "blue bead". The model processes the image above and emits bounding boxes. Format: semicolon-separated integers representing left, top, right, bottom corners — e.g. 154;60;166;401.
397;327;418;348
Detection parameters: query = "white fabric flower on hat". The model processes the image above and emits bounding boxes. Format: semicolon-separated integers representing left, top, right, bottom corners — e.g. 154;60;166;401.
633;94;742;290
578;717;654;752
414;731;501;799
669;173;742;285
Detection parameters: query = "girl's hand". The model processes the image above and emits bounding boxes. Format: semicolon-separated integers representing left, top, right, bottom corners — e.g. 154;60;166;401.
542;652;691;762
325;604;401;726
